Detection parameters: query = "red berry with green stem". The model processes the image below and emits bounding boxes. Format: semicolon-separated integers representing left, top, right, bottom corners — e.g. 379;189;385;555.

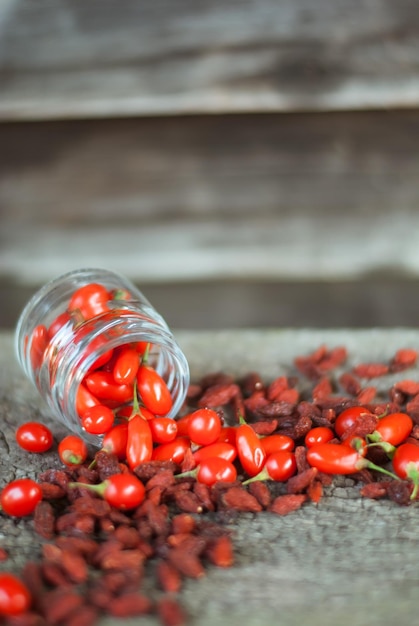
176;457;237;487
0;478;43;517
15;421;54;453
306;442;399;478
243;450;297;485
392;442;419;499
58;435;88;467
69;473;145;510
0;573;31;616
136;344;173;416
125;382;153;470
117;404;155;421
367;412;413;448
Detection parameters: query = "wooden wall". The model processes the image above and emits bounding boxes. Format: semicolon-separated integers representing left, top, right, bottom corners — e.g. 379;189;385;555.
1;0;419;329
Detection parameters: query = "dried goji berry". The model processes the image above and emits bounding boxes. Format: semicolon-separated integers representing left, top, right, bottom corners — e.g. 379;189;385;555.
352;363;389;379
269;494;307;516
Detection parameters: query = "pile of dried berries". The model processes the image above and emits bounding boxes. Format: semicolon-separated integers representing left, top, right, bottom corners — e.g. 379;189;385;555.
2;341;419;624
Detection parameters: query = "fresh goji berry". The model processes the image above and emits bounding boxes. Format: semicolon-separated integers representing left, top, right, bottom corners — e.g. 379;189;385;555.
151;437;191;465
84;371;134;405
334;406;373;438
177;457;237;487
68;282;111;321
368;412;413;447
0;573;31;616
186;408;222;446
0;478;43;517
76;383;100;416
243;450;297;484
70;473;146;510
304;426;334;448
58;435;88;467
29;324;49;371
113;346;140;386
126;414;153;470
16;421;54;453
149;417;178;444
392;442;419;499
81;404;115;435
260;434;295;455
235;416;266;477
48;311;72;340
137;364;173;416
193;442;237;465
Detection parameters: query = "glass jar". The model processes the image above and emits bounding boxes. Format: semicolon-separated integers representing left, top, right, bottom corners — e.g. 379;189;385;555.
15;268;190;445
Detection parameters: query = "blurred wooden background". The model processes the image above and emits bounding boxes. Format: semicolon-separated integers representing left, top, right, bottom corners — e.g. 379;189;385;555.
1;0;419;330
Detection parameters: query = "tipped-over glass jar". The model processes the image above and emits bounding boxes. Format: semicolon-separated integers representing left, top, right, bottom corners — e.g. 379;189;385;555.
15;268;190;445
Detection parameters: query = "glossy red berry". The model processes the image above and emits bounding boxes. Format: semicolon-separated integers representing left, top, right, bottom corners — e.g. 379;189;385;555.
58;435;88;466
0;478;42;517
0;573;31;616
136;364;173;416
81;404;115;435
15;421;54;453
186;408;222;446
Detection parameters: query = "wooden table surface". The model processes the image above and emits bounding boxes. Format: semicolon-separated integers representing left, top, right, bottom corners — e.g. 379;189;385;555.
1;328;419;625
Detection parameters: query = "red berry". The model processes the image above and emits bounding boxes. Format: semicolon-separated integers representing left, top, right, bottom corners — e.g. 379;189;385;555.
58;435;88;467
0;478;42;517
0;573;31;616
15;421;53;453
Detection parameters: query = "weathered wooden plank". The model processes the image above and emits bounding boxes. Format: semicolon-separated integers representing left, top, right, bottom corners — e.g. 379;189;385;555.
1;0;419;119
2;278;419;331
2;329;419;626
1;111;419;287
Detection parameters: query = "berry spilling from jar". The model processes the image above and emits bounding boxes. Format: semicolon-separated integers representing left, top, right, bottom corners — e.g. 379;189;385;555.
24;282;174;437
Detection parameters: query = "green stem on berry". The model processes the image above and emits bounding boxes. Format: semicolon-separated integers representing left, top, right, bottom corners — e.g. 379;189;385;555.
61;451;85;466
141;343;151;364
242;467;270;485
68;480;108;497
175;468;198;480
406;462;419;500
88;458;97;470
365;440;396;457
356;457;399;480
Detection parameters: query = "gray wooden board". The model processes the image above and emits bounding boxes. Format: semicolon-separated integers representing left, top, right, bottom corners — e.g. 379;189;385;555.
1;328;419;625
1;0;419;119
2;111;419;287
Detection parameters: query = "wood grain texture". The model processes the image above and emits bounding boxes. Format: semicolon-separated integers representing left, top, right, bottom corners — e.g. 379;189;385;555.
1;111;419;286
1;0;419;119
